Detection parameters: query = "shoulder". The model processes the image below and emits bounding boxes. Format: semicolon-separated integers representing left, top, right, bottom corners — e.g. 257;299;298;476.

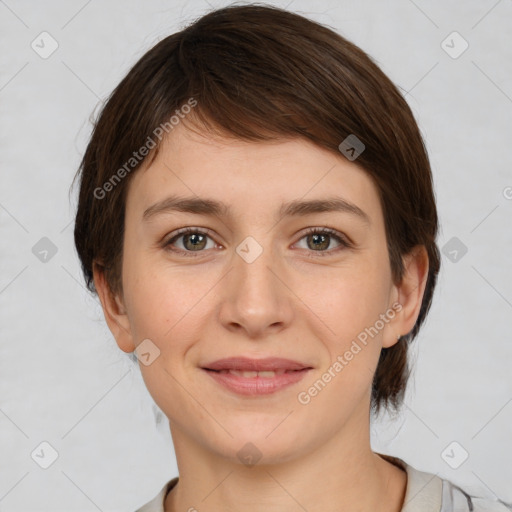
378;453;512;512
134;476;178;512
442;478;512;512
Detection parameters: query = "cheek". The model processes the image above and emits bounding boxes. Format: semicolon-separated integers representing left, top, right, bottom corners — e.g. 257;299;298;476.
303;260;391;338
300;280;388;415
299;263;391;402
122;254;213;352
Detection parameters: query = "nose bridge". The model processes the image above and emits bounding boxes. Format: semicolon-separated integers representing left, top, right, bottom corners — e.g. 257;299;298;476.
233;233;280;301
218;232;292;336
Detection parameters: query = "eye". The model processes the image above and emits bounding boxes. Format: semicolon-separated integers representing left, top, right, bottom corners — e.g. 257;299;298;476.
294;227;352;257
163;228;218;257
162;226;352;258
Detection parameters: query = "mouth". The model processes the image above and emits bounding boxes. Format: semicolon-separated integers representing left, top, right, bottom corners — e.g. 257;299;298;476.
201;365;312;396
201;356;312;373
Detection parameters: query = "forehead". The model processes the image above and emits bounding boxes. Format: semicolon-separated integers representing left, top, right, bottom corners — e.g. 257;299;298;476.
125;123;383;226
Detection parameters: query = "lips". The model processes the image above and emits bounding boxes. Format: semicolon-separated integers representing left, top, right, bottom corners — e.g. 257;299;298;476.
202;358;313;396
202;356;312;372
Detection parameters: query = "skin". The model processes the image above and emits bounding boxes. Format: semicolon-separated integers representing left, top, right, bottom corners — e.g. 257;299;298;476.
94;121;428;512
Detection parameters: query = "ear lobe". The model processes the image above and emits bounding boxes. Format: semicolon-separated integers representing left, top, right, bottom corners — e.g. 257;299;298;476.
92;261;135;353
383;245;429;348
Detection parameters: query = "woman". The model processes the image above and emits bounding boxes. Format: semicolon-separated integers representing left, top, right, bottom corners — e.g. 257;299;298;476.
72;4;511;511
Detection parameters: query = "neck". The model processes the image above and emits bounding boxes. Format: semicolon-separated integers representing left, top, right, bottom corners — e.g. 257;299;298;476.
164;405;407;512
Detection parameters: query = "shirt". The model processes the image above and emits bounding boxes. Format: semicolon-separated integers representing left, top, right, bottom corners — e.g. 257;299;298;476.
134;454;512;512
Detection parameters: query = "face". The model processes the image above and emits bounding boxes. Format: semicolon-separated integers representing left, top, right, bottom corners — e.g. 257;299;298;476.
96;122;425;465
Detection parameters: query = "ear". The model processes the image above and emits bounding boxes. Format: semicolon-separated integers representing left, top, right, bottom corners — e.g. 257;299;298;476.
93;261;135;353
383;245;429;349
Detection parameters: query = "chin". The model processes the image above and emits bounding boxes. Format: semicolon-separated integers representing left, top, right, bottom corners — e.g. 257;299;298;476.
209;423;306;466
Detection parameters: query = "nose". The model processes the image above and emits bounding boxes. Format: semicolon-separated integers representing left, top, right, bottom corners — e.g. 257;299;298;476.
217;236;294;339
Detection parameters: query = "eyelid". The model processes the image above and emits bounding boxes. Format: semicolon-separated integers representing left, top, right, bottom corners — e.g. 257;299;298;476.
299;226;352;245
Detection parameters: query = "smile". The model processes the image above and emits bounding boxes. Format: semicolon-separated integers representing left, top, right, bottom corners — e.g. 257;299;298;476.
202;368;311;395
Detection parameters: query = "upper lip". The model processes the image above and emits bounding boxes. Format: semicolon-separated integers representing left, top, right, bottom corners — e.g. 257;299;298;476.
202;357;312;372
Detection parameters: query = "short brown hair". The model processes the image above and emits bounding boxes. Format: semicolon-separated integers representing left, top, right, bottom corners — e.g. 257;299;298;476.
72;3;440;417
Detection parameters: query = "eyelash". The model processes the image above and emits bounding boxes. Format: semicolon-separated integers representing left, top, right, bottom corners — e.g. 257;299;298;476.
162;227;352;258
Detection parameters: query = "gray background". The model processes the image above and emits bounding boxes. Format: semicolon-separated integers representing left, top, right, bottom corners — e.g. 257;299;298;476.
1;0;511;510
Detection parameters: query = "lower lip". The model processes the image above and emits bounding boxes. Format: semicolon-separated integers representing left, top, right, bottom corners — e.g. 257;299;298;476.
202;368;311;396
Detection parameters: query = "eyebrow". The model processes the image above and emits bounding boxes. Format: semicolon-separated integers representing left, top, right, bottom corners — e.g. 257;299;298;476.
142;194;371;225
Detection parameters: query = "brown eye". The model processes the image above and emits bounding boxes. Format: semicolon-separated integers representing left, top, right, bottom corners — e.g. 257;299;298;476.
164;228;216;256
181;232;208;251
295;228;351;257
306;232;330;251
